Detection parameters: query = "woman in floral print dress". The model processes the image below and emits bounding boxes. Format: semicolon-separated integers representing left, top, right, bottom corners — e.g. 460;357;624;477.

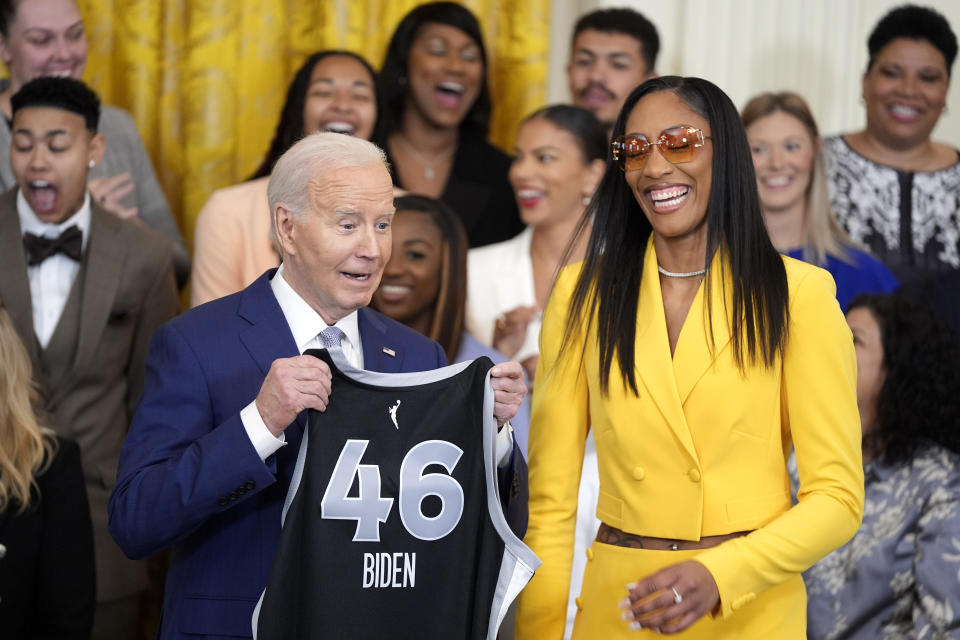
804;294;960;639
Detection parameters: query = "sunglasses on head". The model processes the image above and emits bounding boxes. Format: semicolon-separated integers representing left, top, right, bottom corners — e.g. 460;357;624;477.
611;125;711;172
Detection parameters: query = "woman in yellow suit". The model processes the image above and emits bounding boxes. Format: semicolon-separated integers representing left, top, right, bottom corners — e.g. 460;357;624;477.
515;76;865;638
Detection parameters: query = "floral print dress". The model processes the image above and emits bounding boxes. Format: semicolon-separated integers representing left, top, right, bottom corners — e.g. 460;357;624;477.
803;441;960;639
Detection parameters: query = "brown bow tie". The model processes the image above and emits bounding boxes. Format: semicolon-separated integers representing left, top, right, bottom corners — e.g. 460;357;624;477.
23;225;83;266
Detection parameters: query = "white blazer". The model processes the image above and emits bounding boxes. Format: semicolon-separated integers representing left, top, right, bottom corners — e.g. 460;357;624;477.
465;227;540;360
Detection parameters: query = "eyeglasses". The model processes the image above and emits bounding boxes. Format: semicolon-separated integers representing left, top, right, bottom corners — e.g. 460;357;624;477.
612;126;711;171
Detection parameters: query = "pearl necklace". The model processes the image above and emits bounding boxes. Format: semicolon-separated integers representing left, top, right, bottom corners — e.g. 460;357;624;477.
657;265;706;278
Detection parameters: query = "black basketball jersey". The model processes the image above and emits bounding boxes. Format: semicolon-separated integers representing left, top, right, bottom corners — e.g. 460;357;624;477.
253;347;539;639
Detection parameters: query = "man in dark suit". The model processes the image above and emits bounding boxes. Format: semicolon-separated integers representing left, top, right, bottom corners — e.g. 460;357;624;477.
108;132;528;639
0;77;177;639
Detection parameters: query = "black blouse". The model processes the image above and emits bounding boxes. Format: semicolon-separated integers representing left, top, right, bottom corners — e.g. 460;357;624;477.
386;130;524;248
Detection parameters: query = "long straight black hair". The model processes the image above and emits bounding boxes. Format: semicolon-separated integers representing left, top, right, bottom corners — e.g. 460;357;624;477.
563;76;789;395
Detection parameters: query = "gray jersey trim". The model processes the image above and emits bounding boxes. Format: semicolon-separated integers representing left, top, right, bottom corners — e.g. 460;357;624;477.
255;346;541;639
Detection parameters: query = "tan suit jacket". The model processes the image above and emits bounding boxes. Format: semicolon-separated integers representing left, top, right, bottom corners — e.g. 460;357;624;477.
0;188;178;601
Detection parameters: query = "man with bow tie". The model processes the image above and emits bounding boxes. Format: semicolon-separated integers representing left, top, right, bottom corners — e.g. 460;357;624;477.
108;132;529;639
0;76;177;637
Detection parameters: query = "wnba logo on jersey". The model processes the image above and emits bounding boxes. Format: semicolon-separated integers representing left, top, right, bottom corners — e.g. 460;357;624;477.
388;400;401;429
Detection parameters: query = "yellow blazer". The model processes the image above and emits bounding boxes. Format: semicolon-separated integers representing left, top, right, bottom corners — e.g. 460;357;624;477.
516;240;864;635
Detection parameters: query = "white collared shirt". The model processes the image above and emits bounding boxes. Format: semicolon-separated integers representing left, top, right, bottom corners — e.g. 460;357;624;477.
268;263;363;367
18;189;92;348
241;264;361;459
241;264;513;467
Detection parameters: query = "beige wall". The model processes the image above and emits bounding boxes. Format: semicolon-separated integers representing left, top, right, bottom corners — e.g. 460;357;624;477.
548;0;960;144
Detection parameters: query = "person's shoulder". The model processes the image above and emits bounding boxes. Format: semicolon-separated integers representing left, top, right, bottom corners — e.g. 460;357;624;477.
98;104;140;136
198;177;270;221
101;207;173;264
468;227;529;262
555;259;585;291
842;247;896;281
906;440;960;490
822;133;846;147
37;436;83;484
173;277;264;332
208;177;270;202
822;134;854;164
455;332;507;365
780;254;838;305
360;306;437;349
913;439;960;467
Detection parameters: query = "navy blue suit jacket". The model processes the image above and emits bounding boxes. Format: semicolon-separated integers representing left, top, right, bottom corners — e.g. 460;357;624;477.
108;270;526;639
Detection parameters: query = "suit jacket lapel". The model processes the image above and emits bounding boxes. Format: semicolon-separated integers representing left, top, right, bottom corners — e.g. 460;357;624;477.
633;242;698;462
0;118;15;191
0;189;40;369
58;205;124;406
673;249;732;406
237;270;299;377
236;270;307;448
358;307;404;373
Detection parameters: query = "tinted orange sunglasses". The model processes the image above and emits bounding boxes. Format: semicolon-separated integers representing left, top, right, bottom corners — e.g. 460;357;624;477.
612;125;711;171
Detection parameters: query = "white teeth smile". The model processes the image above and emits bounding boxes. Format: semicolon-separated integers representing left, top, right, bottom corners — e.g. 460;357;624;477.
344;273;370;281
380;285;411;295
30;180;51;188
763;176;791;187
890;104;919;118
323;121;356;135
47;70;73;78
647;185;690;210
517;189;544;199
438;81;464;94
650;186;689;203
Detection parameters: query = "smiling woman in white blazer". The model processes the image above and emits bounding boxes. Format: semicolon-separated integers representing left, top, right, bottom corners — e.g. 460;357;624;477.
466;105;605;382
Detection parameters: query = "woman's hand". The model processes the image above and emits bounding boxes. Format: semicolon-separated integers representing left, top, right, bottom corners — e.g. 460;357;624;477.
619;560;719;634
493;305;539;359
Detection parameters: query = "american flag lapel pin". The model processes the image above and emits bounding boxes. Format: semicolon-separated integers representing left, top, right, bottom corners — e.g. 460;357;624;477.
382;346;396;357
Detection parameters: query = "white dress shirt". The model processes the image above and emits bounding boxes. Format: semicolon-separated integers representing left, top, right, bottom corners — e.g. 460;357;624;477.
18;190;92;348
240;264;362;460
466;227;541;362
241;264;513;467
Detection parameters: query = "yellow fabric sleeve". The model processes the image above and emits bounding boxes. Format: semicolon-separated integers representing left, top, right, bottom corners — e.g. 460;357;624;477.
515;264;591;638
695;266;865;618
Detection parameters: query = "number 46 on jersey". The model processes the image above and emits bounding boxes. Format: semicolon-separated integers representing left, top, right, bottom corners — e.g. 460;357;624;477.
320;438;465;542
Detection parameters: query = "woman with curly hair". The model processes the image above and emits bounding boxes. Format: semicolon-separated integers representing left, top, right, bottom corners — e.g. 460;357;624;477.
804;294;960;639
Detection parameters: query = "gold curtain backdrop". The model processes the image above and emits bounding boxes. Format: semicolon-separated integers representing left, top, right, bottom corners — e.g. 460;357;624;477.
71;0;550;252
